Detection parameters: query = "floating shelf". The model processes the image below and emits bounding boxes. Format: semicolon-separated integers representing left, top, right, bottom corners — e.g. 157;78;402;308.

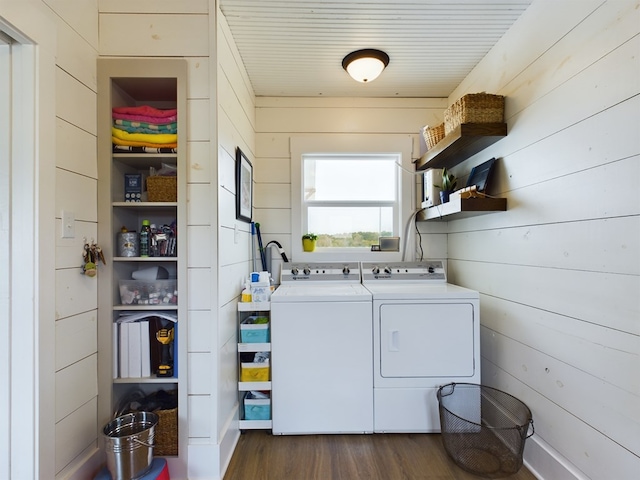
418;196;507;221
416;123;507;171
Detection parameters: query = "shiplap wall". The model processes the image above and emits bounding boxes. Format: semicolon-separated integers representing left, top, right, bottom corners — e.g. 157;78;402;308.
98;1;222;479
216;7;257;475
254;97;449;265
253;1;640;479
46;2;100;478
440;1;639;479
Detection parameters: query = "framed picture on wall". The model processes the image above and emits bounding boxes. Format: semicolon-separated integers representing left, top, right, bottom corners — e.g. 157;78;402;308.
235;147;253;223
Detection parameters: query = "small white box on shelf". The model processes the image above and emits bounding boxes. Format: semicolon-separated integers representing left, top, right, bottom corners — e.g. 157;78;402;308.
250;282;271;303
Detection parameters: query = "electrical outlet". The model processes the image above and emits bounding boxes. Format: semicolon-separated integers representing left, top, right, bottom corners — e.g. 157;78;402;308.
61;210;75;238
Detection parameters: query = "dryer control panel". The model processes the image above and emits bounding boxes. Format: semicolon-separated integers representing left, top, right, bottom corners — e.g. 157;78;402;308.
281;262;361;283
361;260;446;282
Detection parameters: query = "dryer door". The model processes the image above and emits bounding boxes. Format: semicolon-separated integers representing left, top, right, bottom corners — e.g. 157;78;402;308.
379;302;475;378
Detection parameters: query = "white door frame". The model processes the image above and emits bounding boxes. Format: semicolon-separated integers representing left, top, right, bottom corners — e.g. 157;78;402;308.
0;6;57;478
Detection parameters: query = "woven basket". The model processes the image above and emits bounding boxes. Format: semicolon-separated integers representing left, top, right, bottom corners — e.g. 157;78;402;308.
153;407;178;456
444;93;505;135
147;176;177;202
423;123;446;149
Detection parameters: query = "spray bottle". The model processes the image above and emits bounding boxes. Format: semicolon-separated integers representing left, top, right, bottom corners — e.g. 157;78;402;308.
241;280;252;302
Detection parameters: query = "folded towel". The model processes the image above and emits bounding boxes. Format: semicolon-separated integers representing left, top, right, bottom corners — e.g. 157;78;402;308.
112;105;177;118
113;123;178;135
113;144;178;154
114;119;178;133
112;111;177;125
112;136;177;149
112;127;177;145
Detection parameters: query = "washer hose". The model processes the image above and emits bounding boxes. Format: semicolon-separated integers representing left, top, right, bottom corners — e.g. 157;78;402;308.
265;240;289;262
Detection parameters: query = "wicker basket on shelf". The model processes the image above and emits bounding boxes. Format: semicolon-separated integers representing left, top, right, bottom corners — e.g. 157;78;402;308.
423;123;446;149
444;93;505;135
153;407;178;456
147;176;177;202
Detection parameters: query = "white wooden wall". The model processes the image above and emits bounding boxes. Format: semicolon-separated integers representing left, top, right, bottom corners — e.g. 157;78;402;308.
98;1;220;479
254;97;449;264
4;0;637;479
46;2;100;478
441;1;640;479
215;7;257;476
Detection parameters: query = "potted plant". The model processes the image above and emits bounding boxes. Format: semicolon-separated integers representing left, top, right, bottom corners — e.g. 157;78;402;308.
437;168;457;203
302;233;318;252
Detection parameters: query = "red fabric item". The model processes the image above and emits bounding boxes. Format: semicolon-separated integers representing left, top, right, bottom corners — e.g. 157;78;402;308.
112;105;177;118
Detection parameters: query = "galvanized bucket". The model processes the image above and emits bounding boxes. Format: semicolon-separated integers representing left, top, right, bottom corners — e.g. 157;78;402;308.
102;411;158;480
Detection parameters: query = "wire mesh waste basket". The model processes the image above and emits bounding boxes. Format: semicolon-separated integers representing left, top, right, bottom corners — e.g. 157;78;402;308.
437;383;534;478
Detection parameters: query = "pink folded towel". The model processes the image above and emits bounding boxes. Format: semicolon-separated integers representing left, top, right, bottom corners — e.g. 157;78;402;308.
112;111;177;125
112;105;177;118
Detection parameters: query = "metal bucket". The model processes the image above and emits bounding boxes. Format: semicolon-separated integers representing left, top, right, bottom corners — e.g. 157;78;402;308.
102;412;158;480
117;232;139;257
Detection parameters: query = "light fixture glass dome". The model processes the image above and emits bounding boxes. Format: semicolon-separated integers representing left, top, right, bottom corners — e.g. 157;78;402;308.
342;49;389;83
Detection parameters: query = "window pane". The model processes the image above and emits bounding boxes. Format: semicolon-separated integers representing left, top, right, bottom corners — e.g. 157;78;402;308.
304;156;396;201
308;206;393;247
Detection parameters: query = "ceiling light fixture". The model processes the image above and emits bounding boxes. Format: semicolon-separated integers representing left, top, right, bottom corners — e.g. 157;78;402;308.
342;49;389;83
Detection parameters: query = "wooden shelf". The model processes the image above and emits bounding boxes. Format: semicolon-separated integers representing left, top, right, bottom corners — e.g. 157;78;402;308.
114;376;179;384
415;123;507;171
418;196;507;221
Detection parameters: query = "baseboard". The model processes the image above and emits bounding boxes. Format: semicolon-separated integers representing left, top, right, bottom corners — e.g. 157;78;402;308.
219;403;241;479
524;435;588;480
56;444;103;480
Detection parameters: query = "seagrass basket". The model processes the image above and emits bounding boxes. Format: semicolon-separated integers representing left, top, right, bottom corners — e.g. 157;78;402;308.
444;93;505;135
153;407;178;456
423;123;446;149
147;176;177;202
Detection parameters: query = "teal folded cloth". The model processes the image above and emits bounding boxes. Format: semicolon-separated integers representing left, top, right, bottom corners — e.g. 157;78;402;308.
114;118;177;133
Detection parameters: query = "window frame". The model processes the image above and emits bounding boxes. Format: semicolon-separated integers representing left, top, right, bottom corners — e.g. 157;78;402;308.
290;135;414;262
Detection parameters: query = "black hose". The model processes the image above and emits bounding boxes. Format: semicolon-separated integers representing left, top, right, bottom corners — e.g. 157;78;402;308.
265;240;289;262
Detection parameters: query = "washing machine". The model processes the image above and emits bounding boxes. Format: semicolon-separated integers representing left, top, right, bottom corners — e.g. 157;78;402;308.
361;260;480;433
270;262;373;435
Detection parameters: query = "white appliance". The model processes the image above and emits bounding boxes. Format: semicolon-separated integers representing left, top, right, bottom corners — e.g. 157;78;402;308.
270;262;373;434
361;260;480;433
422;168;443;208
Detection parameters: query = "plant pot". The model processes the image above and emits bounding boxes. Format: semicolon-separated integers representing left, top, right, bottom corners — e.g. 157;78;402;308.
440;191;451;203
302;239;316;252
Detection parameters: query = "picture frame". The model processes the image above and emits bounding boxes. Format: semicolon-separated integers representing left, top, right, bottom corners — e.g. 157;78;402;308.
235;147;253;223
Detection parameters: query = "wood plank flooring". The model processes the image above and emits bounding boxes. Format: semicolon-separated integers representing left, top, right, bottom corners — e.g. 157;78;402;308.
224;431;537;480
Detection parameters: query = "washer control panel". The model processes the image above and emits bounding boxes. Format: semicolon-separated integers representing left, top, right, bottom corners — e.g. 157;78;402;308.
361;261;446;282
281;262;361;283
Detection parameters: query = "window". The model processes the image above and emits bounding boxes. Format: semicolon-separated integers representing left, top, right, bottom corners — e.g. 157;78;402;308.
291;135;414;261
303;154;398;248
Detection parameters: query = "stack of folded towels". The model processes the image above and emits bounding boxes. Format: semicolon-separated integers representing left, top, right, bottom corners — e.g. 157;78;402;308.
112;105;178;153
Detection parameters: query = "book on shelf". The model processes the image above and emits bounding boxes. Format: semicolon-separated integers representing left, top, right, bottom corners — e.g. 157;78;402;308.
128;321;142;378
114;313;178;379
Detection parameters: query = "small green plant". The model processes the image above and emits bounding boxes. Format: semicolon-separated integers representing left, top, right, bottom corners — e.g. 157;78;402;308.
437;168;457;192
302;233;318;241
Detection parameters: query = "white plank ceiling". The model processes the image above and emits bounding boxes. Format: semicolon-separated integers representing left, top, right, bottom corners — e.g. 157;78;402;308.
219;0;533;98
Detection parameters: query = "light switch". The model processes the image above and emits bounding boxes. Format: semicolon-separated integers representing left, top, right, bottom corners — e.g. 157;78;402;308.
61;210;75;238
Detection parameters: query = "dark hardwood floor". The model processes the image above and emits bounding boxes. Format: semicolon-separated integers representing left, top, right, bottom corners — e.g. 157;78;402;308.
224;430;537;480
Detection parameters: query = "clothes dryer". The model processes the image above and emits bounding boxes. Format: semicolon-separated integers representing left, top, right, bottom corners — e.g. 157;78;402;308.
270;262;373;434
362;260;480;433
